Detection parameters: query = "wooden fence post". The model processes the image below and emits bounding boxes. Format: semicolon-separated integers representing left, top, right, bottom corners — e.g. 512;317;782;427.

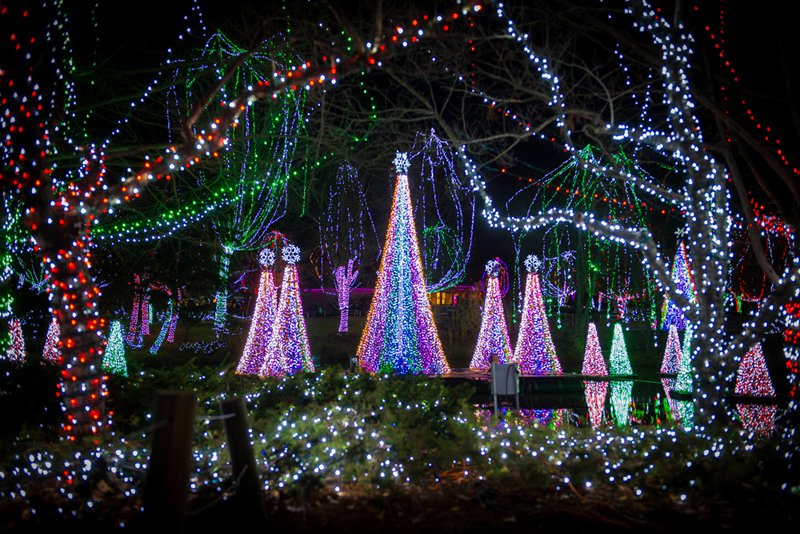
142;391;197;533
220;396;267;524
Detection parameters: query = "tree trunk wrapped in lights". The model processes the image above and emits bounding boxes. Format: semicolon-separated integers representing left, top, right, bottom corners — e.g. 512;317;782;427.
335;260;358;333
357;153;449;375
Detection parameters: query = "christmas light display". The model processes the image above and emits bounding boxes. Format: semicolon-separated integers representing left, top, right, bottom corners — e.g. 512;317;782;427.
42;318;61;364
0;0;478;441
582;323;607;377
609;324;633;377
660;326;683;375
411;130;476;292
582;323;607;429
357;154;449;375
661;242;697;331
674;328;695;428
734;343;777;437
4;318;26;364
609;324;633;427
140;294;151;337
126;275;141;347
335;260;359;333
442;0;800;432
317;162;380;334
470;260;513;370
102;322;128;378
660;326;683;420
260;244;315;377
237;248;278;375
149;300;174;355
513;255;561;375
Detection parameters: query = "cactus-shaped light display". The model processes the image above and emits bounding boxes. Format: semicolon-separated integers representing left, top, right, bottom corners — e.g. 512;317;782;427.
356;153;449;375
471;259;513;370
513;255;562;375
237;248;278;375
261;244;315;376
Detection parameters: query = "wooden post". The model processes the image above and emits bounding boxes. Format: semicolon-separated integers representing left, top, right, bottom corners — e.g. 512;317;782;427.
220;396;267;524
142;391;197;533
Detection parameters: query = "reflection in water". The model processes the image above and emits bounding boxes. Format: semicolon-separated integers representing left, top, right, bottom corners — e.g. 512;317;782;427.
661;377;679;421
585;381;608;428
610;381;633;427
735;404;776;437
475;407;567;429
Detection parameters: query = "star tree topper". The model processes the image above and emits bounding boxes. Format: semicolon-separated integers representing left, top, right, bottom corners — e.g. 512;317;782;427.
485;259;501;278
283;243;301;264
393;151;410;175
259;247;276;267
524;254;541;273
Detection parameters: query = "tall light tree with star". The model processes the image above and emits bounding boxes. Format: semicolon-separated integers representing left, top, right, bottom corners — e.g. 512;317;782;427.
357;153;450;375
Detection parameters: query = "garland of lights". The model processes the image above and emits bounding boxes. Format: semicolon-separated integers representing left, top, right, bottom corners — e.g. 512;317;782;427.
470;260;513;370
357;154;450;375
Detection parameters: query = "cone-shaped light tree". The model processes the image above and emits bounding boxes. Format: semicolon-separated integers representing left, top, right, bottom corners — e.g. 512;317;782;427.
357;153;449;375
261;244;315;376
582;322;607;428
661;325;683;419
514;255;562;375
471;259;513;370
661;241;697;331
609;324;633;427
237;248;278;375
735;343;777;436
674;327;695;427
4;317;25;364
42;317;61;364
102;321;128;377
